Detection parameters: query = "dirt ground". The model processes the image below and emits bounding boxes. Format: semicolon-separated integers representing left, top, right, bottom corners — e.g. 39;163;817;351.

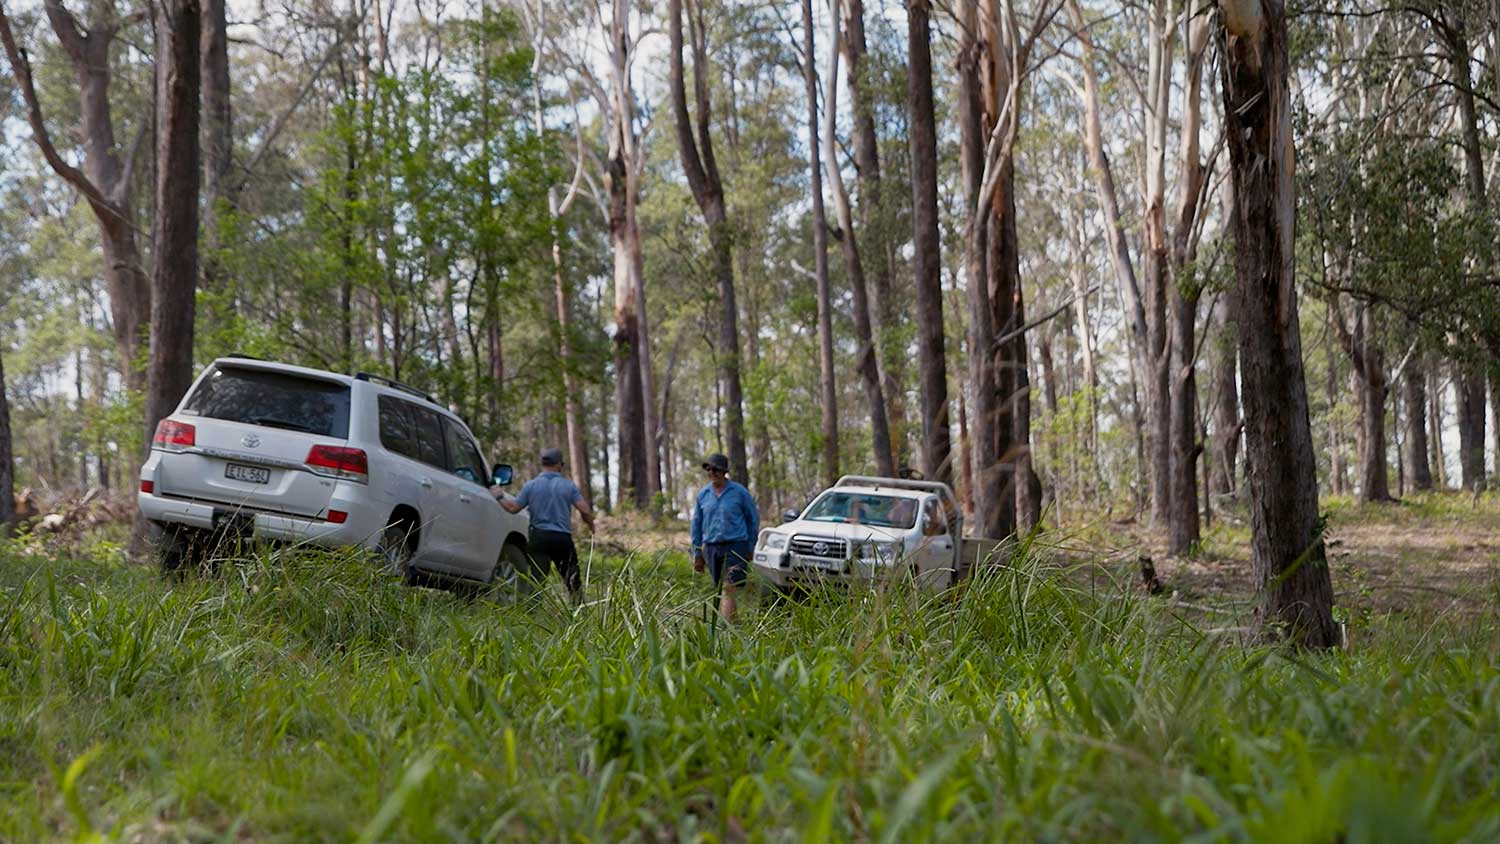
1108;492;1500;623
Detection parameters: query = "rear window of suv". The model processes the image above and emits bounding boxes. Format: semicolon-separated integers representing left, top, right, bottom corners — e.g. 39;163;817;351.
183;365;351;438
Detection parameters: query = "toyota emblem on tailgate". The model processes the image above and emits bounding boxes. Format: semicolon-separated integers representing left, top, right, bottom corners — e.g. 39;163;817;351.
813;541;829;556
241;434;261;448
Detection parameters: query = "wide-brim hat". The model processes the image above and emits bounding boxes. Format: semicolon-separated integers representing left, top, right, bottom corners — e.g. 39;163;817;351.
701;453;730;472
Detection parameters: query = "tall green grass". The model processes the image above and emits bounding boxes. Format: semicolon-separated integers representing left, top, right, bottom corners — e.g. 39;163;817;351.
2;536;1498;842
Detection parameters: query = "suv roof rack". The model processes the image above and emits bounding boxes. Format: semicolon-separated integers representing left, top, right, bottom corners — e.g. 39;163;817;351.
354;371;439;405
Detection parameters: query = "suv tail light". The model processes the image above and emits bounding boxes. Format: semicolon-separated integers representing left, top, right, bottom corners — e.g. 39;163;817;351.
153;419;196;452
306;445;369;484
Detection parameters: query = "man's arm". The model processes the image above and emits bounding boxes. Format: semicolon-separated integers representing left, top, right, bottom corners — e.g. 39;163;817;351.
573;494;596;532
494;480;528;514
742;487;759;538
690;491;703;552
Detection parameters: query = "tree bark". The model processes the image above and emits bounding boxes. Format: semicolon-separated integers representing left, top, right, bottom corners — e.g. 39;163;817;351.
1402;356;1433;491
825;0;893;478
1219;0;1339;648
670;0;748;484
804;0;840;487
0;2;150;392
906;0;953;487
144;0;202;455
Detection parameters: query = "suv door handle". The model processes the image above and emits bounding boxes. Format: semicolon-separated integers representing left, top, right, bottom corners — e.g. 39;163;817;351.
458;493;472;503
419;477;433;489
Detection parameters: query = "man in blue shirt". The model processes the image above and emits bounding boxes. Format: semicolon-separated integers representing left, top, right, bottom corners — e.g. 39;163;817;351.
691;453;759;622
495;447;595;603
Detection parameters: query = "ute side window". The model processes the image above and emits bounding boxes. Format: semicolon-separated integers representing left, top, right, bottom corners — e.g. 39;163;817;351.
409;404;448;469
442;417;488;486
377;396;417;459
923;499;950;537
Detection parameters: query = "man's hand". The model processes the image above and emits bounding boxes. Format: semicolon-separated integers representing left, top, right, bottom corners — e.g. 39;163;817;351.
489;485;505;499
693;554;706;573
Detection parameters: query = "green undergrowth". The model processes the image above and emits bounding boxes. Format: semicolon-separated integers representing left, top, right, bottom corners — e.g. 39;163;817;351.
2;538;1498;842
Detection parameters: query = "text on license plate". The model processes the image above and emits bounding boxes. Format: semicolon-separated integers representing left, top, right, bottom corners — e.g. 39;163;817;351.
225;463;270;484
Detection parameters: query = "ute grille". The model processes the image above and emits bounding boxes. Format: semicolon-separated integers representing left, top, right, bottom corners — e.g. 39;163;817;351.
790;535;849;560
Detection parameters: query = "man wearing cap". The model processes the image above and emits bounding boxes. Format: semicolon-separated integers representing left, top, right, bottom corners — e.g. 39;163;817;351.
690;453;759;622
494;447;595;603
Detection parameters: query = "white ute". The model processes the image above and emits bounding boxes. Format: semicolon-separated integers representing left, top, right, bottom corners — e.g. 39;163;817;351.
138;356;530;586
752;475;1003;591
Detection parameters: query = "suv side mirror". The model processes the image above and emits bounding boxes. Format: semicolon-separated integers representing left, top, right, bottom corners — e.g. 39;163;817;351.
492;464;514;486
782;508;799;524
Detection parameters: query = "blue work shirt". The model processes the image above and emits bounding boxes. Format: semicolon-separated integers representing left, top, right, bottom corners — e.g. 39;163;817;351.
691;481;759;550
514;471;582;534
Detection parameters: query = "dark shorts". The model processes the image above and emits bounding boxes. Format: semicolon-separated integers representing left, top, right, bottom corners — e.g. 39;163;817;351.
704;541;752;588
527;529;581;595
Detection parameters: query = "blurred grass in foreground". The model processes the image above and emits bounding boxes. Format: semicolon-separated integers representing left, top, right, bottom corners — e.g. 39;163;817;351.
2;533;1498;843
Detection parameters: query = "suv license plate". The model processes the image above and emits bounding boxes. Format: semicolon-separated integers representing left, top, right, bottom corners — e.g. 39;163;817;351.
225;463;270;484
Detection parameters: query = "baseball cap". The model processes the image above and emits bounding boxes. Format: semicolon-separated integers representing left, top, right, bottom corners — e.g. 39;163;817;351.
701;453;730;472
540;447;564;466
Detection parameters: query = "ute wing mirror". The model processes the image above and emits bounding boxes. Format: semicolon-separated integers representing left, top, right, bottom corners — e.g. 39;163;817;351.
491;464;514;487
782;509;800;524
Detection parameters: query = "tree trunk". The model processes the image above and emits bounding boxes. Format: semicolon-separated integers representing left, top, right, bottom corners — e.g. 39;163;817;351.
1329;303;1392;504
201;0;231;293
144;0;203;453
1456;372;1487;492
906;0;952;487
1167;285;1201;551
804;0;839;487
1429;366;1447;489
843;0;907;467
1209;299;1241;501
1446;15;1488;494
1403;357;1433;491
824;0;893;478
669;0;748;484
1219;0;1339;648
0;335;14;536
957;3;1007;541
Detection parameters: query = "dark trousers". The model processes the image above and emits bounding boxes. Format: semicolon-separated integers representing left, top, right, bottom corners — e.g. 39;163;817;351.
526;529;582;597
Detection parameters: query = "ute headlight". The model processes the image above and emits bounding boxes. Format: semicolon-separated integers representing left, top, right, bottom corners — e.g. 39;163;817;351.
760;532;789;551
857;541;901;564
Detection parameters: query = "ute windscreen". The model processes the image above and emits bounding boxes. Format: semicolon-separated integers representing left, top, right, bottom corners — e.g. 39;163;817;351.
183;366;351;438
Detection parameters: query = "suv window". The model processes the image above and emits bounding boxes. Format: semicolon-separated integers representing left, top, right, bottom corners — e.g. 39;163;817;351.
442;417;488;486
409;404;447;469
377;396;417;459
183;365;350;437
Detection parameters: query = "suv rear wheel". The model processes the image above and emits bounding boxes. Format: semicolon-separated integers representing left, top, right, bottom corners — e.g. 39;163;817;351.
489;541;528;595
155;524;207;576
379;520;419;584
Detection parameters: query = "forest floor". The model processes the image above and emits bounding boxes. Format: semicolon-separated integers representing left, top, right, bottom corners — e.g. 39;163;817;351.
3;492;1499;841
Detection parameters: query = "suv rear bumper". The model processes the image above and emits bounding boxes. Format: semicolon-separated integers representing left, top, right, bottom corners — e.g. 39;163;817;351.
138;490;384;550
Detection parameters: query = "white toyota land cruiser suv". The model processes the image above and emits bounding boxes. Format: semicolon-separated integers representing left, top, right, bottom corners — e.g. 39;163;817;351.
138;356;530;585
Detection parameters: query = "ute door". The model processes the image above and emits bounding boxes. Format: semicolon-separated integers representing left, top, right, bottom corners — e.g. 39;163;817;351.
913;497;957;586
441;415;504;576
